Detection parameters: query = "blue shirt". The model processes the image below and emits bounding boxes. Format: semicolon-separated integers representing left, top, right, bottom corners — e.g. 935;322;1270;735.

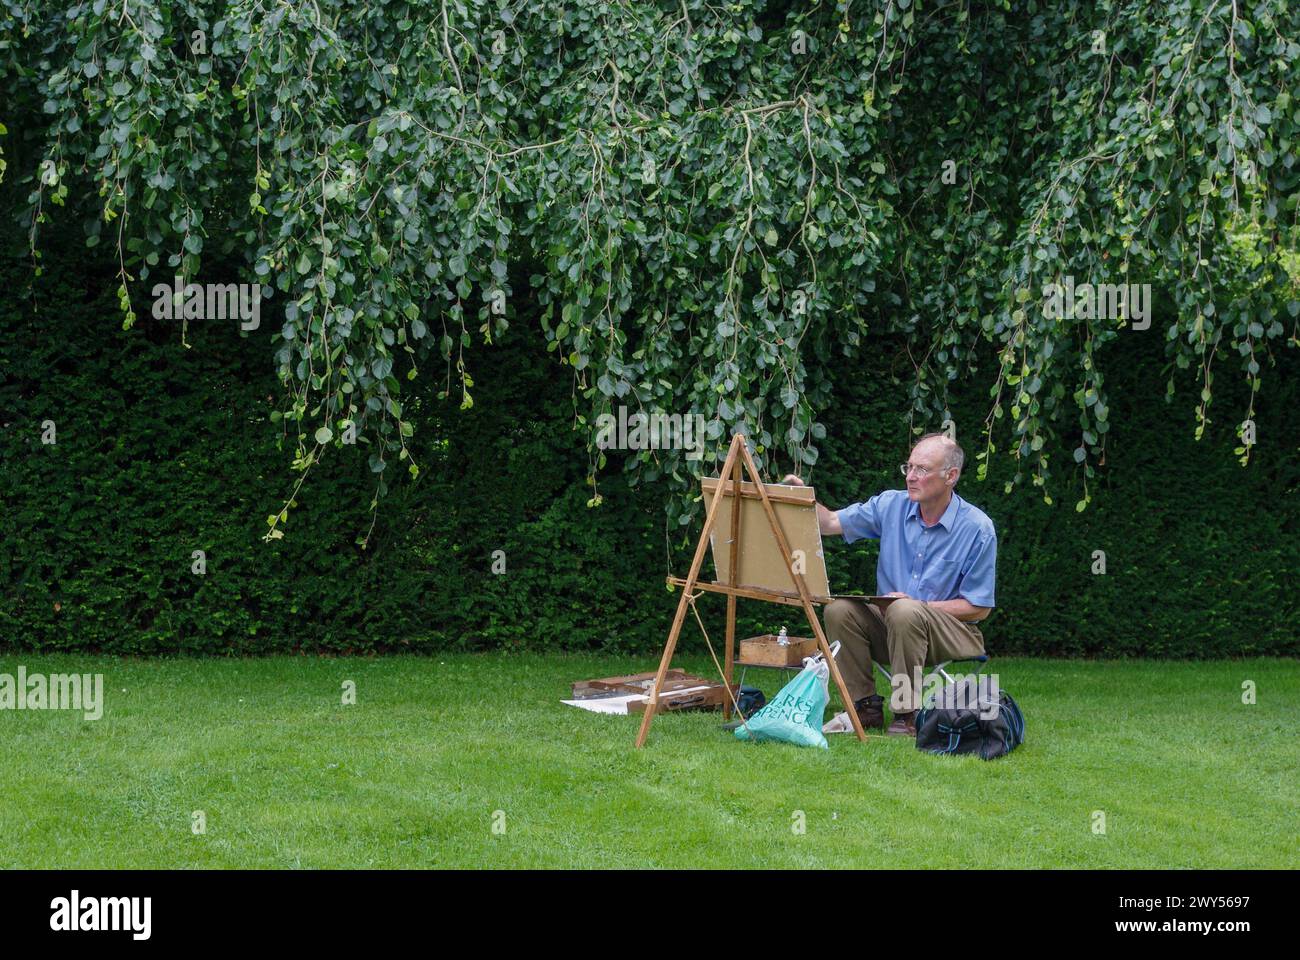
836;489;997;607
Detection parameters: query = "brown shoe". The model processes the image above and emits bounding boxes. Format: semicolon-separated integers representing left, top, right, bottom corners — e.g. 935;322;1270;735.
887;710;917;737
854;695;885;731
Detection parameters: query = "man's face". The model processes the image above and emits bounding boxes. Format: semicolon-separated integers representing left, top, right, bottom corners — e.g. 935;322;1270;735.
904;439;952;501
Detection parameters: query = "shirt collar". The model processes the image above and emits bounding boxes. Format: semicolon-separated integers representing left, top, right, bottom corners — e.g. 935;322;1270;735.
907;491;961;531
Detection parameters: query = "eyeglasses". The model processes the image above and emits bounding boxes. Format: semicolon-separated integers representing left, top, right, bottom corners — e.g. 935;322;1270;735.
899;462;941;479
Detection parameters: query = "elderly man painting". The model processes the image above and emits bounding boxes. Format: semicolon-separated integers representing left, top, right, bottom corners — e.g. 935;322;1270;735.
781;433;997;736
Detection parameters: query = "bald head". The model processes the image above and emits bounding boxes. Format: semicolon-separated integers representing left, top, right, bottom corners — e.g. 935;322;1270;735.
911;433;964;483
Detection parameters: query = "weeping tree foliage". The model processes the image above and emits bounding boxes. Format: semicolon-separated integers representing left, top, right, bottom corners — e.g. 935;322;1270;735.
2;0;1296;540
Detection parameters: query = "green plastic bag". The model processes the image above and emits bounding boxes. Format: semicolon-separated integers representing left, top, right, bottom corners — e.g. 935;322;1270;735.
734;655;830;749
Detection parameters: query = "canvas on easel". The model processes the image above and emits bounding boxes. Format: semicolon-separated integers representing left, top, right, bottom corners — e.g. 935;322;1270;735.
701;476;897;606
702;478;832;597
635;433;869;748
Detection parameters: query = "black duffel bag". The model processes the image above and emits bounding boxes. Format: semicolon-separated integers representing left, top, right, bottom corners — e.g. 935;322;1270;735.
914;676;1024;760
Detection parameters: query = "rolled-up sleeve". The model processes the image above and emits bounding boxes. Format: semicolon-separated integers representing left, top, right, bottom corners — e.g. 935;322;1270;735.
958;531;997;608
837;494;885;544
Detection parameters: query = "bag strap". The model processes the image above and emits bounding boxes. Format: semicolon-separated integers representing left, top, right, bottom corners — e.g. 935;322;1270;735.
935;718;979;754
801;640;841;670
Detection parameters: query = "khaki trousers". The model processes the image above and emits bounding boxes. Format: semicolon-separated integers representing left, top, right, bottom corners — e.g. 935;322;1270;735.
823;598;986;713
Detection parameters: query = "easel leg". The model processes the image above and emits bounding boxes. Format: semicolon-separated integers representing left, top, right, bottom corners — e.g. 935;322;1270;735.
723;455;742;720
634;599;690;749
800;596;866;741
723;595;736;721
636;434;745;749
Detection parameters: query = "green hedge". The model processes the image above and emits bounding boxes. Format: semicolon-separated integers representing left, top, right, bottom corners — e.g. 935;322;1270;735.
2;235;1297;658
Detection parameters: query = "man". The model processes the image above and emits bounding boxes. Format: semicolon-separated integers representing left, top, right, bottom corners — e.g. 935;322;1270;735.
781;433;996;736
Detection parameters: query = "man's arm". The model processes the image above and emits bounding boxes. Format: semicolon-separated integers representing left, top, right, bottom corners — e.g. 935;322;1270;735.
924;597;991;623
780;474;842;535
882;592;989;622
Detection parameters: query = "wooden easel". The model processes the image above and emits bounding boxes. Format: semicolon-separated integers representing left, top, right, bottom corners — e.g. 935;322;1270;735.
634;433;867;747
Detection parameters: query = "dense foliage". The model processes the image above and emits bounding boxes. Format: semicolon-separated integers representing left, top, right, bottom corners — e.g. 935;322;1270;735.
2;0;1297;537
3;241;1296;657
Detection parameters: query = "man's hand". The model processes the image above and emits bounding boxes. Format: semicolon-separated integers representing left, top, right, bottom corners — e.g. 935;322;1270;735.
779;473;841;535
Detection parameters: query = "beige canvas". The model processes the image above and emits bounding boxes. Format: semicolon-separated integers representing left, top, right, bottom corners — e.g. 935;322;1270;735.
701;477;831;597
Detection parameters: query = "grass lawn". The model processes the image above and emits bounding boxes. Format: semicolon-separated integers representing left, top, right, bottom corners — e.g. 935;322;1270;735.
0;652;1296;868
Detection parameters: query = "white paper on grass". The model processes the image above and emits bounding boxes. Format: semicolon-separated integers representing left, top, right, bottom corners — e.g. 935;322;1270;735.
562;685;715;715
561;694;643;715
